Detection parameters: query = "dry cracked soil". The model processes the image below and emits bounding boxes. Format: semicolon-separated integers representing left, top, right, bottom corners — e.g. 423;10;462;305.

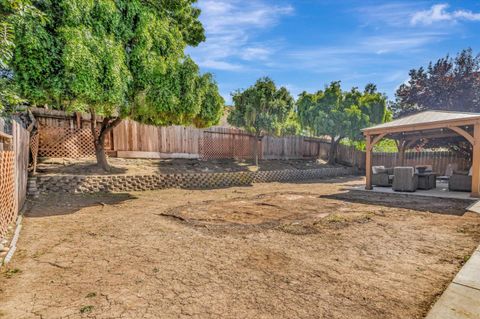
1;177;480;319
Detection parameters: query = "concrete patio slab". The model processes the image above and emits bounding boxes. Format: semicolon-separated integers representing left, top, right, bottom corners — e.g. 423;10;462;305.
466;201;480;214
425;247;480;319
350;182;477;201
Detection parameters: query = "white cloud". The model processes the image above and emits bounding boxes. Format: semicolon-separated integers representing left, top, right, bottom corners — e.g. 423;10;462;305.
200;0;293;33
356;3;423;28
198;59;243;71
362;33;444;54
284;32;443;73
411;3;480;25
189;0;293;71
240;47;272;61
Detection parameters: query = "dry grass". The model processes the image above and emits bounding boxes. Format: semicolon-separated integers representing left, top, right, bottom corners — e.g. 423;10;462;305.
1;177;479;318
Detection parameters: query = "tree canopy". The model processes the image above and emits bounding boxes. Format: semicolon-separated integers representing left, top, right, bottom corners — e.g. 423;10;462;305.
228;77;295;165
0;0;41;111
297;81;389;164
5;0;224;170
393;48;480;118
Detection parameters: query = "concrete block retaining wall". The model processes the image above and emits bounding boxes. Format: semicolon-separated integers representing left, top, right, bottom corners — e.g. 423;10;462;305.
36;167;354;194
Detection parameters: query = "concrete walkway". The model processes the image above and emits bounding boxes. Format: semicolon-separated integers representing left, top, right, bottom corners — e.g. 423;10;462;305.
467;200;480;214
425;246;480;318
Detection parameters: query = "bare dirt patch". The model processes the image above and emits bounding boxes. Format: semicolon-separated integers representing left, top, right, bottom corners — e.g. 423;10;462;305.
1;177;480;318
35;157;334;175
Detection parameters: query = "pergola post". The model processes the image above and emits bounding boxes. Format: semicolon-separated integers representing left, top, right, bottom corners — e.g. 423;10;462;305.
471;123;480;197
365;134;372;190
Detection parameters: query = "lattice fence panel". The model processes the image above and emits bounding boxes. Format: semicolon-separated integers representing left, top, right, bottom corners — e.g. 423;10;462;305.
38;127;102;158
200;131;259;160
0;151;15;238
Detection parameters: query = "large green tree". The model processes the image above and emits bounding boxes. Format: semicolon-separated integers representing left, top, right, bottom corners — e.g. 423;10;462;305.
228;77;295;166
6;0;224;170
393;48;480;118
0;0;41;111
297;81;389;164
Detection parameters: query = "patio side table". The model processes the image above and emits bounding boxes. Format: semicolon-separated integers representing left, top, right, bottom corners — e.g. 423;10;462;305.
417;173;436;190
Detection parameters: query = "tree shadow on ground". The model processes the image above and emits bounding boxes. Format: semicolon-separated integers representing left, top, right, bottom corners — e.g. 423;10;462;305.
321;189;472;216
24;193;137;218
36;160;129;175
172;175;361;191
285;175;361;185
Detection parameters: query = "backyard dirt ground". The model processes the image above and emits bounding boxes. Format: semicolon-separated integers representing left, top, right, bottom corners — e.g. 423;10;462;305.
1;177;480;318
35;157;334;175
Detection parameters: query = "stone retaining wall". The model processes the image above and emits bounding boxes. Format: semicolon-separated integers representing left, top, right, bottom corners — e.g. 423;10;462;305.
36;167;354;194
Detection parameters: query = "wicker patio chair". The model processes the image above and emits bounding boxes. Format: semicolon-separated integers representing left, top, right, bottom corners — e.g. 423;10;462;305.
372;166;393;186
449;170;472;192
392;167;418;192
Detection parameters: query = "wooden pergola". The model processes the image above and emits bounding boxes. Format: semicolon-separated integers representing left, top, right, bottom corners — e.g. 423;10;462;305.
362;110;480;197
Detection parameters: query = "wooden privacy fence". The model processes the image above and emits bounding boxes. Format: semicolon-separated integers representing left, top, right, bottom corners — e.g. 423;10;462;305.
31;108;472;171
336;144;366;168
371;151;470;174
335;145;470;173
113;120;202;158
32;107;330;160
0;120;29;239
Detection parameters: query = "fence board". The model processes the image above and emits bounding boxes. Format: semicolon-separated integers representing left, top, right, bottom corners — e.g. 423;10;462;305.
12;122;29;212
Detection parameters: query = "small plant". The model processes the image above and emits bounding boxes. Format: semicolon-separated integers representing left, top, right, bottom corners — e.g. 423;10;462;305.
80;305;94;314
461;255;470;265
85;292;96;298
326;214;347;223
3;268;21;279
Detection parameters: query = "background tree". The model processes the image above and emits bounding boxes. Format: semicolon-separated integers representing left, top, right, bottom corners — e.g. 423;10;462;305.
228;77;295;166
0;0;42;111
392;48;480;157
7;0;223;170
297;82;388;164
280;111;301;136
393;48;480;118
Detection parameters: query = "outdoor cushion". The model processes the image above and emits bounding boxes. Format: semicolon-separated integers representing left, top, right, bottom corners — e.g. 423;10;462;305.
372;166;385;174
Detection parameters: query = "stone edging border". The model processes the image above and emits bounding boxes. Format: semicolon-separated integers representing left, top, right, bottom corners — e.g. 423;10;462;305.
34;166;354;194
1;207;25;266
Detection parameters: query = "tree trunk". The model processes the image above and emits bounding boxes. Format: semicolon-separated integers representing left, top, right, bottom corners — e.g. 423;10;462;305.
252;136;259;166
328;137;338;165
90;109;122;172
95;140;109;171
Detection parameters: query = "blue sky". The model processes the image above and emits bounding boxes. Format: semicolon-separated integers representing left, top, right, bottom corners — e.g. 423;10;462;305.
187;0;480;104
